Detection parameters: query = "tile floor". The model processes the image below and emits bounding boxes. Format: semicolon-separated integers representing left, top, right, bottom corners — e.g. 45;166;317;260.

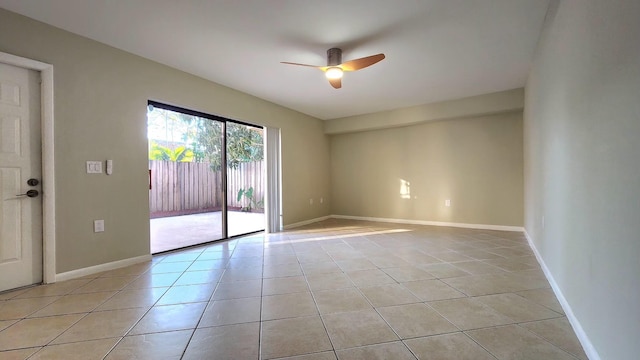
0;219;588;359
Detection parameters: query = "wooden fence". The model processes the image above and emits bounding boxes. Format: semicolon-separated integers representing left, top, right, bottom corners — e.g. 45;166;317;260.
149;160;265;217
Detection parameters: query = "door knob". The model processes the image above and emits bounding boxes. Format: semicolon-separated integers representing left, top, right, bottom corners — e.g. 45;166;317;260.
27;178;40;186
16;190;39;198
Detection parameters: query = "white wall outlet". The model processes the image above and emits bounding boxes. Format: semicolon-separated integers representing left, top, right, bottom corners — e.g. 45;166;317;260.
106;160;113;175
94;219;105;232
309;198;314;205
445;199;451;207
320;197;324;204
86;161;102;174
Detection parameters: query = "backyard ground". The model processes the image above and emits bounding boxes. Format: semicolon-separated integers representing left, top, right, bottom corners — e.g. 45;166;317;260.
150;211;264;253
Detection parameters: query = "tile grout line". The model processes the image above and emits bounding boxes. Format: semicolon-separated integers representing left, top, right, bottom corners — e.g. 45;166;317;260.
299;243;339;358
321;236;418;357
511;323;585;360
177;242;239;359
20;280;123;357
102;247;207;359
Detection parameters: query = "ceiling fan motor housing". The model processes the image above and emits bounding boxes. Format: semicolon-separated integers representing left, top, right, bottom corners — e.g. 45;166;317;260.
327;48;342;66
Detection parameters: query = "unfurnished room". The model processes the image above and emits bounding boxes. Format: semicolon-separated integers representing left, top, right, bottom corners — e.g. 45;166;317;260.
0;0;638;359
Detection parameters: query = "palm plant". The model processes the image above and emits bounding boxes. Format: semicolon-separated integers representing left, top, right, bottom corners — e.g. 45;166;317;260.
149;142;194;162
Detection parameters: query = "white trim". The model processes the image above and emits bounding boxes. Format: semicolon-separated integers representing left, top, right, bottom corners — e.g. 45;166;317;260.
55;255;152;282
284;216;331;230
0;52;56;284
330;214;524;232
524;230;601;360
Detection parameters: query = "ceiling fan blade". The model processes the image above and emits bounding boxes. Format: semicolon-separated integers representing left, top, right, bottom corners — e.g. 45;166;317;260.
340;53;385;72
328;77;342;89
280;61;322;68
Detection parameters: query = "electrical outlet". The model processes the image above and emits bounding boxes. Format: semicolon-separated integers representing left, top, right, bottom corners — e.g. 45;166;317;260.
320;197;324;204
94;220;105;233
445;199;451;207
309;198;314;205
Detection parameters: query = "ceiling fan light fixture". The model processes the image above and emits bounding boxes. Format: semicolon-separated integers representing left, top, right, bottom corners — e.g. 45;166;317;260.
282;48;384;89
325;66;343;80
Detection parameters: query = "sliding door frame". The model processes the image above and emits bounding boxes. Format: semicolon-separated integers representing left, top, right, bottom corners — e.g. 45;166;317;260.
147;100;266;248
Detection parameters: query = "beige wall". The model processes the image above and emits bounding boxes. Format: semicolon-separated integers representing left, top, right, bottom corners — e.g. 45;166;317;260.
0;9;331;273
524;0;640;358
331;112;523;226
325;88;524;135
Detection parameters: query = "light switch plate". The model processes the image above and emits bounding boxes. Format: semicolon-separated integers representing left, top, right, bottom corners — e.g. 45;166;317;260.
94;219;105;232
86;161;102;174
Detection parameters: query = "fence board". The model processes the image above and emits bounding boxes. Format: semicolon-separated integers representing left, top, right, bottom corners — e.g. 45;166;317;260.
149;160;264;216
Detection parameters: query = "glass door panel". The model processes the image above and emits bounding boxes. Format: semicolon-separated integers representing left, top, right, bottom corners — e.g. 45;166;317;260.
147;103;224;253
226;122;265;237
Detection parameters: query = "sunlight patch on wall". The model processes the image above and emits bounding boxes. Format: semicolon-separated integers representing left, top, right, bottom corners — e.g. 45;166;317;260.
400;179;411;199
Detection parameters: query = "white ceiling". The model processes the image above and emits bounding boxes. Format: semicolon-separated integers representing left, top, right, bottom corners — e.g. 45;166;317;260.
0;0;550;120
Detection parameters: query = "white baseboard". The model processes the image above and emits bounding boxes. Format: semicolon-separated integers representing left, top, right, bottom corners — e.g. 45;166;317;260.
524;230;600;360
330;214;524;232
55;254;152;282
283;216;331;230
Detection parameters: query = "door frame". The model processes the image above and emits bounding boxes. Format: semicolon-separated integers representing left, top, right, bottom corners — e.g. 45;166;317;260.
0;52;56;284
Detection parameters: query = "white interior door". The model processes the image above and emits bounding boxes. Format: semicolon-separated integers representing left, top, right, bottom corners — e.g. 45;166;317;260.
0;62;42;292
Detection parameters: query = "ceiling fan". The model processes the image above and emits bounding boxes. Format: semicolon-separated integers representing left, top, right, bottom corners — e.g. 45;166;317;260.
281;48;385;89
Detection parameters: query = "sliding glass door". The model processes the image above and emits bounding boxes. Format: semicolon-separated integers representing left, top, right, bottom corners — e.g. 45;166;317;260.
147;102;264;253
226;122;265;237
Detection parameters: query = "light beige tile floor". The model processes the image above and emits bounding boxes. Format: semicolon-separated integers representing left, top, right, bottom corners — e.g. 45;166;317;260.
0;219;588;359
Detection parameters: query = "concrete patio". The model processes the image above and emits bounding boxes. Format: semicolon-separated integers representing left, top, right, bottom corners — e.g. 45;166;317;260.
150;211;265;253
